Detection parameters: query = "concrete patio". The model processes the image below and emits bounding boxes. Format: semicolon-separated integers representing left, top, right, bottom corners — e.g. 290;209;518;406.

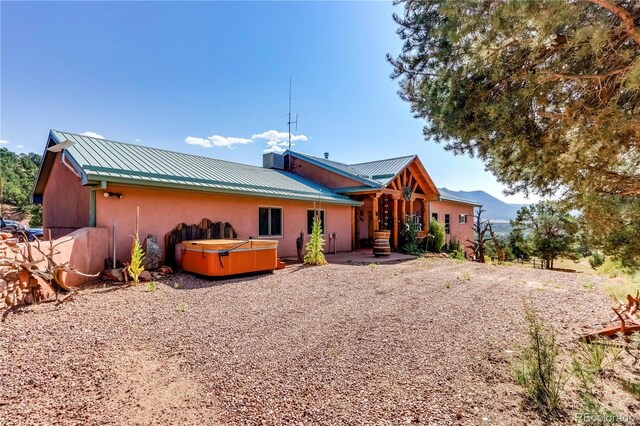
325;249;417;265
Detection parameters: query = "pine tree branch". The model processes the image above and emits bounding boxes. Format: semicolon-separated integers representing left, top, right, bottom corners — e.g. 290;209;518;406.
587;0;640;45
538;63;636;81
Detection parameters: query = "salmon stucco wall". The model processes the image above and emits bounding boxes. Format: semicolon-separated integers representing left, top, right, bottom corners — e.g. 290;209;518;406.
42;153;91;240
96;185;354;263
50;227;109;287
289;157;363;189
429;200;475;258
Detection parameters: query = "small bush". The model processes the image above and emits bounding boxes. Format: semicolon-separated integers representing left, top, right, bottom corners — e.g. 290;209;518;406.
304;212;327;266
576;392;621;425
28;204;42;227
427;219;445;253
575;339;621;375
513;306;566;414
620;379;640;401
450;249;465;260
589;253;605;270
128;235;145;286
400;218;422;255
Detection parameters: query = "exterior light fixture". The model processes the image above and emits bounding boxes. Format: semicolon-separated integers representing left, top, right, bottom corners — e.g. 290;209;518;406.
103;191;123;199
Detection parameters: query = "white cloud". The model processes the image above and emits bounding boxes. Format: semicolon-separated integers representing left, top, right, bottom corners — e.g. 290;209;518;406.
81;131;104;139
184;135;253;149
252;130;309;153
135;138;141;142
16;145;24;148
0;140;9;145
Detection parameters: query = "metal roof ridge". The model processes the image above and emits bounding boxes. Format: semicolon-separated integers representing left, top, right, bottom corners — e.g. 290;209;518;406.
349;154;416;167
52;129;268;171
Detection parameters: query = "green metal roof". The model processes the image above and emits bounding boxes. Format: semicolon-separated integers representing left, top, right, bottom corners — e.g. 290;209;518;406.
286;151;383;188
35;130;361;205
437;188;482;206
350;155;416;185
287;151;417;187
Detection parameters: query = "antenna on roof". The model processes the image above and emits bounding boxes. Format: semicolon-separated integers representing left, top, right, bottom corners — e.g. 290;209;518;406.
287;77;298;162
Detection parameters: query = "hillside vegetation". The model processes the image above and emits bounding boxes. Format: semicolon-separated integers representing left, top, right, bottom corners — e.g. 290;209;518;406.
0;147;42;226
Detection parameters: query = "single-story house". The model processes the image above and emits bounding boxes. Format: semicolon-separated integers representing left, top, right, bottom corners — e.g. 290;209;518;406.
33;130;480;262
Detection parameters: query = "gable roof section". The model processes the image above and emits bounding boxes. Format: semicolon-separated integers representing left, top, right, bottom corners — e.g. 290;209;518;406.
33;130;361;206
286;151;418;188
350;155;415;186
287;151;439;196
286;151;383;188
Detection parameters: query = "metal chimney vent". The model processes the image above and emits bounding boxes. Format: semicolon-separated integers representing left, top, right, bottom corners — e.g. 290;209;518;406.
263;152;285;169
324;152;329;160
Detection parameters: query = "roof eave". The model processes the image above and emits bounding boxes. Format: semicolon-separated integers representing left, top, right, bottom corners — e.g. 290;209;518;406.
87;175;363;206
437;196;483;207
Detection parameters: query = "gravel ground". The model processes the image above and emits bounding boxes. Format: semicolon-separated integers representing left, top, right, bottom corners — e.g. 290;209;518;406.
0;258;636;425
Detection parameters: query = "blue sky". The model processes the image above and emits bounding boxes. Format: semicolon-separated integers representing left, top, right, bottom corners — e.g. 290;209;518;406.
1;1;538;203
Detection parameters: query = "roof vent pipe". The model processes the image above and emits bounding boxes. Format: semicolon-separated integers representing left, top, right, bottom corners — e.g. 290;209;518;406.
324;152;329;160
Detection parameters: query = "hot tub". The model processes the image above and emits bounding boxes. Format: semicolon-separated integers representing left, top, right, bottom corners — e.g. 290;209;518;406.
181;239;279;277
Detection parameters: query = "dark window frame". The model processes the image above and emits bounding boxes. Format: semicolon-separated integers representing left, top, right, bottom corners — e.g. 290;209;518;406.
306;209;326;235
431;212;439;221
444;213;451;235
258;206;283;237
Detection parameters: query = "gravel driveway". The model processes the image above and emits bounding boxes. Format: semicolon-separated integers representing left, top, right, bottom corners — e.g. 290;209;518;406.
0;258;629;425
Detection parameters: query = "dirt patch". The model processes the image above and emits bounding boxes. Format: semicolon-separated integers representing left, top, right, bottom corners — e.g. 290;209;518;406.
0;258;637;425
97;349;221;425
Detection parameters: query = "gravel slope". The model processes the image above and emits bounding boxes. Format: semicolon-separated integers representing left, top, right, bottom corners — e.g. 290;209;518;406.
0;258;633;425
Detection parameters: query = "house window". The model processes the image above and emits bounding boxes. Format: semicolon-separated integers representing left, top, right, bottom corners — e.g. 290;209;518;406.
307;209;325;234
459;214;467;224
258;207;282;237
444;214;450;235
431;212;439;221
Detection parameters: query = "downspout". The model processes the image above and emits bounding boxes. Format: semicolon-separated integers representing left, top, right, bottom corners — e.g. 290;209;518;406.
89;189;96;227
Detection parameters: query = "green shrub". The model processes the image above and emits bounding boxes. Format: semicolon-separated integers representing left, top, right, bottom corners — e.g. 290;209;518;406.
589;253;605;270
128;235;145;286
513;306;566;414
28;204;42;227
450;249;465;260
304;212;327;266
427;219;445;253
400;217;422;255
575;339;620;375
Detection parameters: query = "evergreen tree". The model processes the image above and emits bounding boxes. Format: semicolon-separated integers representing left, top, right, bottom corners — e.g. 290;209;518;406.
389;0;640;267
511;201;579;269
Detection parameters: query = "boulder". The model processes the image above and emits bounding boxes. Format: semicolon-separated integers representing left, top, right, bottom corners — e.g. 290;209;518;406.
102;268;124;282
158;265;173;275
139;270;152;282
142;234;162;270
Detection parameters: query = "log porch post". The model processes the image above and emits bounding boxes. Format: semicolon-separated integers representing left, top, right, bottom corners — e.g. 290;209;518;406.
351;206;357;251
408;199;414;222
393;196;399;250
372;195;379;231
423;200;430;233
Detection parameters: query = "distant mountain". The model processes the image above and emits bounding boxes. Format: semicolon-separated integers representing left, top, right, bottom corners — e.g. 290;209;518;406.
438;188;528;221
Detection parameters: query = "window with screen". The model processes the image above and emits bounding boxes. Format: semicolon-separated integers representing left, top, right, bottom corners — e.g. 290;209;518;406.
444;214;450;235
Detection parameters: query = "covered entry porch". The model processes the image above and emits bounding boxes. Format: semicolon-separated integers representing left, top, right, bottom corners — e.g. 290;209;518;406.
347;163;439;251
